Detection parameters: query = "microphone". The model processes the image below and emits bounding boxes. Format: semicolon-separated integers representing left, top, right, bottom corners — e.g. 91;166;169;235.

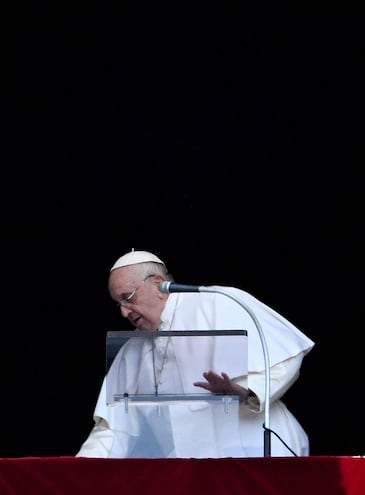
159;281;203;293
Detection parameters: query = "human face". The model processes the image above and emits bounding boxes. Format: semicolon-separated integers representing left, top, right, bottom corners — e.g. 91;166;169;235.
108;266;167;331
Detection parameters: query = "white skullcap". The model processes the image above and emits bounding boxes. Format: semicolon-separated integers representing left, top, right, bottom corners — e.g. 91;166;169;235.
110;250;165;271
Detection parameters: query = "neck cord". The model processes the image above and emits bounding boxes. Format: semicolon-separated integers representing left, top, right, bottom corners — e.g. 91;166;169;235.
152;336;170;395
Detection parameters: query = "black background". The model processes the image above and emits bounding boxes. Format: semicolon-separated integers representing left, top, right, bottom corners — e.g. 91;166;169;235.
2;5;364;457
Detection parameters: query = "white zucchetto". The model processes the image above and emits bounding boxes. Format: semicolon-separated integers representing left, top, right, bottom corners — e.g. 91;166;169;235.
110;250;165;271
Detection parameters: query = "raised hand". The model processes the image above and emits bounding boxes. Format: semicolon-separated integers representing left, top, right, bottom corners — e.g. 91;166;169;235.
193;370;248;402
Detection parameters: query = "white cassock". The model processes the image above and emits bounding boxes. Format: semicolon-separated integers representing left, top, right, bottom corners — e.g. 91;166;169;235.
76;287;314;458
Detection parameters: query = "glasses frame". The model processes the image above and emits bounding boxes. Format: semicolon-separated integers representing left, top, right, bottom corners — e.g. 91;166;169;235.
117;274;155;308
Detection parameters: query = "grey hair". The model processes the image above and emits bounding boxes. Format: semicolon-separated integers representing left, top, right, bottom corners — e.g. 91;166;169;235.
133;261;174;282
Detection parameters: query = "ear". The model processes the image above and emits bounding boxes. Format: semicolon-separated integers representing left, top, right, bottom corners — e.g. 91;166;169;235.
152;274;167;298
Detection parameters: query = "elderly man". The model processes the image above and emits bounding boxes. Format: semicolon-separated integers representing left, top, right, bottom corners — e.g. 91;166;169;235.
76;250;314;458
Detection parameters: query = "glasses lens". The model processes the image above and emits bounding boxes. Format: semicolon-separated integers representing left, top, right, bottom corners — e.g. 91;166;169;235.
117;274;154;308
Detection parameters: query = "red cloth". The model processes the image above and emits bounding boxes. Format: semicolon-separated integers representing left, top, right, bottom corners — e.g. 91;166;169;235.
0;456;364;495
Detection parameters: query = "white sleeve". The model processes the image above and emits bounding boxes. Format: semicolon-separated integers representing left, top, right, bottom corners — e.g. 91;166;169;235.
75;418;114;458
240;352;305;413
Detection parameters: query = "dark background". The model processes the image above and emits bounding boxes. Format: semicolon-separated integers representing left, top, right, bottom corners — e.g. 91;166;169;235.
3;5;364;457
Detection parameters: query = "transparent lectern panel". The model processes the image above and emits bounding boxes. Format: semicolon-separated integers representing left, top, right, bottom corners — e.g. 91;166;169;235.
105;330;248;457
105;330;248;408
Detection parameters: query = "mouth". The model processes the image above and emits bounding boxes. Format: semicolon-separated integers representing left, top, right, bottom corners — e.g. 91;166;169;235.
131;314;142;325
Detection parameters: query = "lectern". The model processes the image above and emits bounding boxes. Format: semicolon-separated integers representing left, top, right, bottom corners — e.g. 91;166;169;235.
105;329;248;458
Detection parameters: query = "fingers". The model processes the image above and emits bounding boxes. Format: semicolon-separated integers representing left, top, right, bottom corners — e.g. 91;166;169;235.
193;381;210;389
193;371;233;394
203;371;231;383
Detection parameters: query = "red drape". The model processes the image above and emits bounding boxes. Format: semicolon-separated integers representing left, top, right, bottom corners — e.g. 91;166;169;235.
0;456;364;495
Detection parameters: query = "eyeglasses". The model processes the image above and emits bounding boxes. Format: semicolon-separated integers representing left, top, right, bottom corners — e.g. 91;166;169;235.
117;274;155;308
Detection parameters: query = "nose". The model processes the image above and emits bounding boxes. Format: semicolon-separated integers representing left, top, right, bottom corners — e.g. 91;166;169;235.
120;305;132;317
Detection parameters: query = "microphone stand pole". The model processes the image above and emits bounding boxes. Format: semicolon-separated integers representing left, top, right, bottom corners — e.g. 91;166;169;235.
199;286;271;457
